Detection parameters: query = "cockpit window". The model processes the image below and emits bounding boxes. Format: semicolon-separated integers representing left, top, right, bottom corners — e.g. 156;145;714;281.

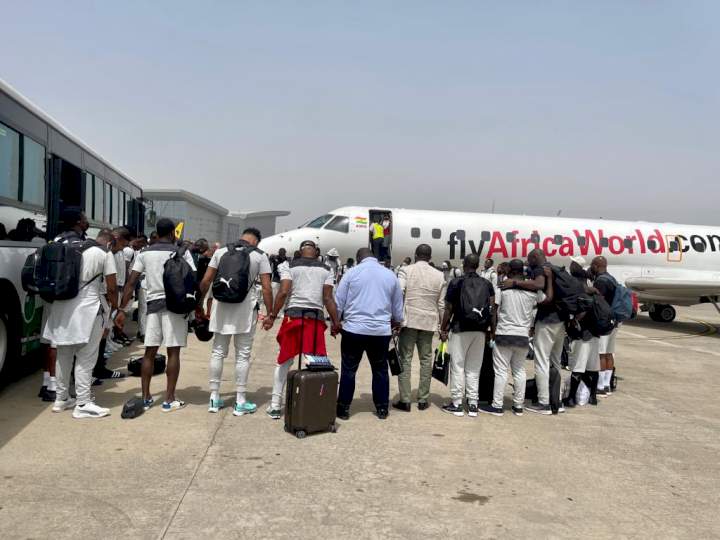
325;215;349;233
306;214;334;229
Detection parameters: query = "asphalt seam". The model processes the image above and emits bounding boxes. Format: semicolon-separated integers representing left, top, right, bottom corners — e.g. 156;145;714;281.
157;409;227;540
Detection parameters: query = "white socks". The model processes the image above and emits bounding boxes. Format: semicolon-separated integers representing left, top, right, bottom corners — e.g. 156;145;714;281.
210;390;220;402
48;376;57;392
597;370;613;389
236;392;246;405
42;371;50;387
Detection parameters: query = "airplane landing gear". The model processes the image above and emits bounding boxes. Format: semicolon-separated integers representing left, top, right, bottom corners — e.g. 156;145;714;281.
649;304;676;323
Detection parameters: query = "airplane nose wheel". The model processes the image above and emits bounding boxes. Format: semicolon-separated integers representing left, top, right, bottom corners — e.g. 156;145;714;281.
649;304;676;323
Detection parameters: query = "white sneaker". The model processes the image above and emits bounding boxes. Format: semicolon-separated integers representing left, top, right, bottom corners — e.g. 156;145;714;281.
52;398;76;413
72;402;110;419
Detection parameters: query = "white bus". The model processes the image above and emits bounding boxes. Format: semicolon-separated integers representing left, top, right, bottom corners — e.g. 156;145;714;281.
0;79;147;382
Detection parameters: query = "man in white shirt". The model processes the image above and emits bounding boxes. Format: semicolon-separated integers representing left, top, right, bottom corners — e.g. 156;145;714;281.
263;240;340;419
117;218;196;413
481;259;549;416
43;213;118;419
480;258;498;286
197;228;273;416
394;244;446;412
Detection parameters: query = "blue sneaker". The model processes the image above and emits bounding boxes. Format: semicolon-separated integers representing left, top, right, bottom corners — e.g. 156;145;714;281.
143;398;154;411
161;399;186;413
233;401;257;416
208;398;224;413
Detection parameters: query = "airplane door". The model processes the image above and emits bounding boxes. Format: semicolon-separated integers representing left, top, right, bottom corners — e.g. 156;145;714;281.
369;209;392;262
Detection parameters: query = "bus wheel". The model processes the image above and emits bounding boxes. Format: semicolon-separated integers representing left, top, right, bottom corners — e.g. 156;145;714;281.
0;305;20;383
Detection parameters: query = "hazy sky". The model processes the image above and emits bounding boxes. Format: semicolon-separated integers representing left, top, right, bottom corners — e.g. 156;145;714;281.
2;1;718;229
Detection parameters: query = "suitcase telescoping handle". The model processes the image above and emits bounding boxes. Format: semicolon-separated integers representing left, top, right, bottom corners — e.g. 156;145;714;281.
297;309;321;370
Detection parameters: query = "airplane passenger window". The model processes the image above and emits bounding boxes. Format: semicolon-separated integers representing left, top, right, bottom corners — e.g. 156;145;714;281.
411;227;421;238
692;238;706;252
325;215;349;233
506;232;516;242
624;238;633;249
307;214;334;229
668;240;679;252
481;231;491;241
530;233;540;243
647;240;657;251
553;235;563;245
600;237;609;247
432;228;441;239
577;236;586;246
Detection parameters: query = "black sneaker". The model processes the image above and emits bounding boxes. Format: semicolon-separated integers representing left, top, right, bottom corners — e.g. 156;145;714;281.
597;388;608;397
441;403;464;417
526;403;552;415
39;387;56;402
94;368;126;380
38;385;47;398
417;401;429;411
589;395;598;406
376;409;388;420
467;404;479;417
336;405;350;420
563;397;577;408
392;401;411;412
479;405;504;417
512;406;524;416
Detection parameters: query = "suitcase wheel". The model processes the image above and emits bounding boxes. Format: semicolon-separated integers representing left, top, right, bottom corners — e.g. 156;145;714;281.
295;430;307;439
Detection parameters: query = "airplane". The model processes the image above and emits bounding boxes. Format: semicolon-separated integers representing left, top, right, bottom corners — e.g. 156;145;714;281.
258;206;720;323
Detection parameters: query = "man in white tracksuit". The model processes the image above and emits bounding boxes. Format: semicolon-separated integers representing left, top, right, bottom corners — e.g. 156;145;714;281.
43;212;118;419
481;259;548;416
197;228;273;416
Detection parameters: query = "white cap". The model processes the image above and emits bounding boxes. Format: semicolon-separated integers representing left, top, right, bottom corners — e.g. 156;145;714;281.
570;256;587;266
326;248;339;257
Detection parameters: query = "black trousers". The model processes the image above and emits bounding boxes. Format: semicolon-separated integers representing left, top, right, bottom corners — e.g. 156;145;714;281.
338;330;391;410
371;238;384;259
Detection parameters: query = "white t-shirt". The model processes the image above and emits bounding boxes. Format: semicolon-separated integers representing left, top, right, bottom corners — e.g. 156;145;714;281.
280;258;334;312
208;245;271;335
43;246;117;346
494;288;546;337
114;251;126;286
131;242;196;303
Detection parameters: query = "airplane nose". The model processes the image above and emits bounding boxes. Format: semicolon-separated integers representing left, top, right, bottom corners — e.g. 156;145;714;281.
259;234;289;255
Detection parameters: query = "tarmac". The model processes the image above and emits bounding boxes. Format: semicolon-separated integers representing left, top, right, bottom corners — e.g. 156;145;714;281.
1;305;719;539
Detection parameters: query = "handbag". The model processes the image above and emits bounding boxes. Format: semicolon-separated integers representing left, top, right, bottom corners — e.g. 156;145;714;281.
432;341;450;385
387;335;403;376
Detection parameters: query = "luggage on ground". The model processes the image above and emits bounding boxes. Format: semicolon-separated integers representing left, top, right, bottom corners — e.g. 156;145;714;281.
524;364;562;412
121;397;146;419
163;246;198;314
432;342;450;385
212;243;254;303
284;314;337;438
127;354;167;376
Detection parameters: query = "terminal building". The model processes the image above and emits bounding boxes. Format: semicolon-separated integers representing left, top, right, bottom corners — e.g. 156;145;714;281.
143;189;289;244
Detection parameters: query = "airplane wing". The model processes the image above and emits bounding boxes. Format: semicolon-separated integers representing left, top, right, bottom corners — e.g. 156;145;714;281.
625;278;720;297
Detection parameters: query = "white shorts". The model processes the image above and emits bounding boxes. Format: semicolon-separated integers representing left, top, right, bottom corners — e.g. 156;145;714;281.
570;337;600;372
599;327;618;355
145;311;189;348
40;302;55;347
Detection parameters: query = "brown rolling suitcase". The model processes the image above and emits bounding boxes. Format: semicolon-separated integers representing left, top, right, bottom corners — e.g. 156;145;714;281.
284;313;338;439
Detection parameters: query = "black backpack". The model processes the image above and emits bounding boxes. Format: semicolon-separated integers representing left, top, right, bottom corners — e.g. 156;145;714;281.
457;274;493;331
212;243;254;303
21;249;41;294
127;354;167;376
121;397;145;419
549;265;590;320
586;295;615;337
35;235;102;302
163;247;198;314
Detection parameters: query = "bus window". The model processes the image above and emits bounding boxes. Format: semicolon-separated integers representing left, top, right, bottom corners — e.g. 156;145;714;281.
325;215;349;233
306;214;333;228
104;182;111;223
22;137;45;207
0;122;20;200
85;172;94;219
94;176;104;222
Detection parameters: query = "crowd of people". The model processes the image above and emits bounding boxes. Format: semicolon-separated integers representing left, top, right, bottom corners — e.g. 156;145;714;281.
40;209;622;421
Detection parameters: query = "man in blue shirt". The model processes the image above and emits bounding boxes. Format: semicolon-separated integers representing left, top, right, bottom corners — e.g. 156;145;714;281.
334;248;404;420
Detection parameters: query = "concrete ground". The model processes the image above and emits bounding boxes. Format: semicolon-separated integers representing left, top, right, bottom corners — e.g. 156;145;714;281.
1;305;719;539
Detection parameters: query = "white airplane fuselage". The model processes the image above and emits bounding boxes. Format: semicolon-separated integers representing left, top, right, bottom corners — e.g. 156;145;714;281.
259;206;720;321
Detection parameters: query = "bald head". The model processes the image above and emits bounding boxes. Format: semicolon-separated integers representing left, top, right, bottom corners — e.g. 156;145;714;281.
415;243;432;262
356;247;373;262
591;256;608;275
528;248;547;268
463;253;480;272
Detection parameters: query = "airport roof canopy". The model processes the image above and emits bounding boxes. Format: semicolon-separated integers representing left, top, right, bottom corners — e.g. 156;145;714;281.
143;189;228;216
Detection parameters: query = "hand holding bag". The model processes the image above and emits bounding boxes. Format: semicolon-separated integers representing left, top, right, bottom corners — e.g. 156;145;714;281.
387;334;404;376
432;341;450;385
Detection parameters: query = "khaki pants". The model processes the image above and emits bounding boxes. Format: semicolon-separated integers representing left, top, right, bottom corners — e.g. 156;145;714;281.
397;327;434;404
